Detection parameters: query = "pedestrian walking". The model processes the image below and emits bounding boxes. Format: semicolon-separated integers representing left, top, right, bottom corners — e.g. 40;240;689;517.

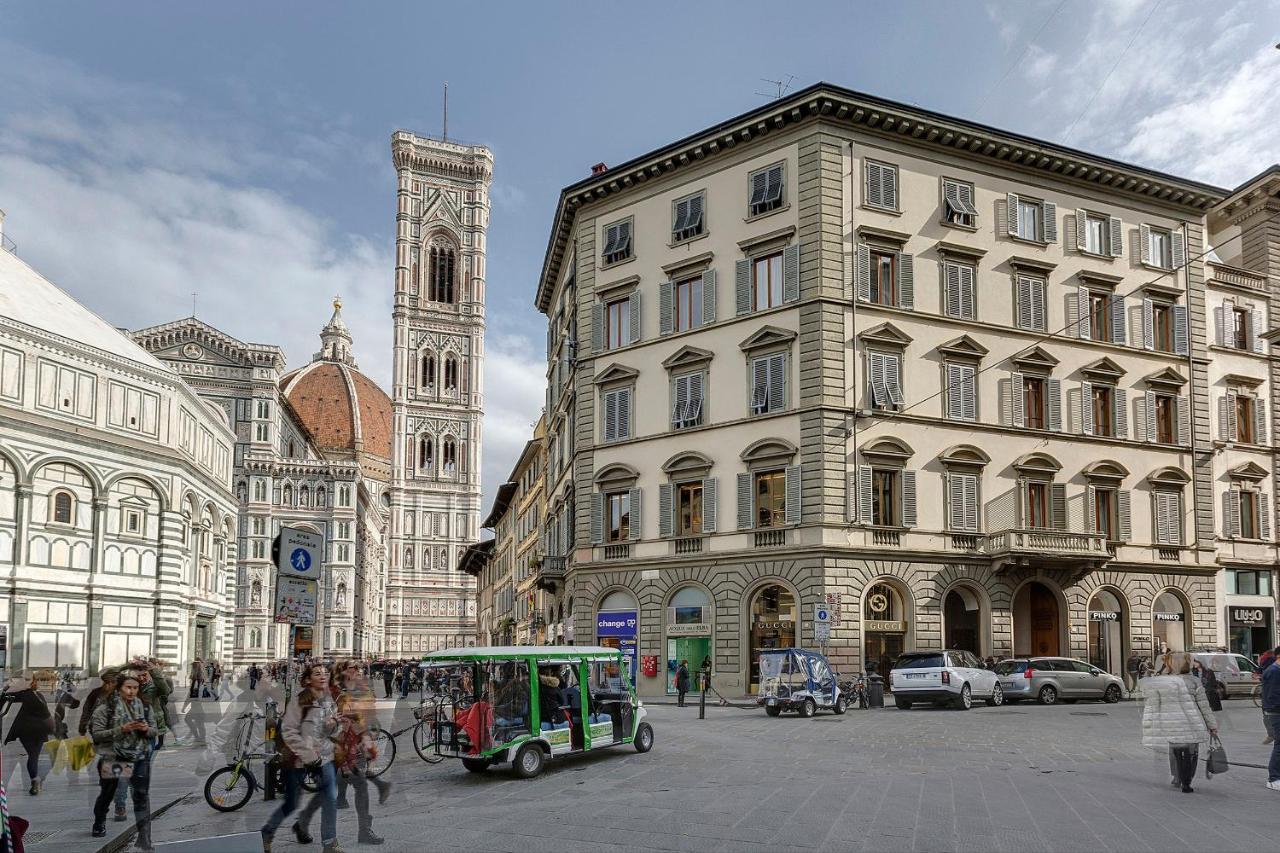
381;665;393;700
189;659;205;699
249;664;262;692
1125;651;1141;696
1198;662;1223;712
88;672;156;849
398;662;411;700
53;671;81;740
1;671;55;795
675;660;690;707
1141;651;1218;793
79;671;119;738
261;662;342;853
1260;646;1280;788
328;660;390;844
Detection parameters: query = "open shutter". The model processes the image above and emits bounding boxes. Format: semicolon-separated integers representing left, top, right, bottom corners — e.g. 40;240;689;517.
858;465;873;525
1080;381;1093;436
702;268;717;325
782;243;800;303
1171;232;1185;269
1047;378;1062;432
1225;490;1241;538
688;372;704;425
1086;486;1096;533
590;493;604;545
1050;483;1067;530
1260;493;1272;540
784;465;801;526
658;483;674;538
628;292;640;344
736;472;753;530
1255;397;1268;445
1076;287;1091;339
944;263;961;317
1253;307;1265;353
629;487;642;541
735;259;752;315
1111;295;1126;344
1108;217;1123;257
1042;201;1057;243
1141;391;1154;442
1173;305;1188;355
702;478;717;533
1017;478;1028;528
1010;371;1025;427
846;470;858;523
1118;490;1132;540
768;354;786;413
659;280;674;335
1142;299;1154;350
1006;193;1019;235
1139;224;1152;265
1074;209;1088;250
856;245;870;302
672;374;689;428
1113;388;1128;439
897;253;914;309
1176;396;1189;445
1215;302;1229;346
591;303;604;353
901;470;917;528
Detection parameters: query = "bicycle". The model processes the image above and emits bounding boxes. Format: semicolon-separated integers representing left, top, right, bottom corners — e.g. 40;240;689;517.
1252;682;1263;707
203;711;273;812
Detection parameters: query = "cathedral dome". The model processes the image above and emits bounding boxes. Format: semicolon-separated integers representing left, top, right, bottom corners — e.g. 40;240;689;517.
281;298;392;460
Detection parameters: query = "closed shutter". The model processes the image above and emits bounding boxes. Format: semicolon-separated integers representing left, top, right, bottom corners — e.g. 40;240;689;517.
1141;391;1155;442
1224;490;1241;538
1042;201;1058;243
618;388;632;439
563;515;573;553
959;264;975;319
784;465;801;526
1176;396;1189;445
1108;216;1123;257
702;478;717;533
946;364;964;420
1006;193;1019;235
768;353;786;412
629;487;642;541
590;493;604;545
737;472;753;530
1173;305;1189;355
944;262;961;317
1076;287;1091;339
963;473;979;531
952;364;976;421
1220;393;1237;441
1080;381;1094;436
1111;295;1126;345
603;390;619;441
1142;299;1154;350
897;253;914;310
658;483;673;538
1261;493;1272;540
858;465;873;525
1050;483;1067;530
1074;208;1087;250
1047;378;1062;432
782;243;800;303
1171;232;1186;269
1255;397;1268;445
592;303;604;353
1032;280;1046;330
659;280;674;335
702;268;717;325
856;245;870;302
947;473;965;530
672;374;689;428
1253;307;1265;353
1017;277;1034;329
1140;224;1152;265
866;161;886;207
1010;371;1025;427
1113;388;1128;439
901;470;918;528
735;259;752;315
1118;490;1132;540
628;292;640;344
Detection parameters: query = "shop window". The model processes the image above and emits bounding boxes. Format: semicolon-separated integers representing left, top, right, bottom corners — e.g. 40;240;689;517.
748;584;796;692
1152;591;1188;654
1228;569;1272;596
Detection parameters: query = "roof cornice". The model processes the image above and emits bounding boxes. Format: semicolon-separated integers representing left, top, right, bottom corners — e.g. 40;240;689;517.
536;82;1227;312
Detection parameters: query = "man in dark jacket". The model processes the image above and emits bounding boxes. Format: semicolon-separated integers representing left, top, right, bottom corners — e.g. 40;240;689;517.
675;661;691;707
382;664;394;699
1262;648;1280;791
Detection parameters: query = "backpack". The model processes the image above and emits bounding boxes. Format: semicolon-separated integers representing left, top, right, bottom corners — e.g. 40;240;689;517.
273;688;317;768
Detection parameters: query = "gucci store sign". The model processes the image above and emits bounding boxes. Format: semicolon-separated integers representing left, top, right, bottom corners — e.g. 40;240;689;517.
1228;607;1272;628
866;620;906;632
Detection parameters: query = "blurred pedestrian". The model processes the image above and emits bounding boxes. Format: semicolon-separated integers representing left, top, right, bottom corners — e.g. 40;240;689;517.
1125;651;1140;695
189;659;205;699
1260;647;1279;790
1198;661;1223;712
249;664;262;692
675;660;690;707
331;659;390;844
1;671;55;795
89;672;156;849
381;664;393;699
1141;651;1218;793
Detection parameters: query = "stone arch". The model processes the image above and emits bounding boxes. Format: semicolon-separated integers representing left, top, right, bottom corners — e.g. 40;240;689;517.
1009;575;1071;657
939;578;992;658
742;574;803;692
0;447;28;486
30;456;103;495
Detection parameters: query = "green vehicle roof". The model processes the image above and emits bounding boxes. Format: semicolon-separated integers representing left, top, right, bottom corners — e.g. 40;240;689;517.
419;644;621;662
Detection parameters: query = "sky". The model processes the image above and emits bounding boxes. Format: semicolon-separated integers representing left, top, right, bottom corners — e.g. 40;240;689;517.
1;0;1277;515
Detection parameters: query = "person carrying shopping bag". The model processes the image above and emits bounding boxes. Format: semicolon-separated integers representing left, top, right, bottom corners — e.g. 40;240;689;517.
1;673;55;796
88;672;157;849
1140;651;1218;793
327;659;390;845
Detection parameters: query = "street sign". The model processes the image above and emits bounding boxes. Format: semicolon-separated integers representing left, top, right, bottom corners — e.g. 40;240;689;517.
274;575;318;625
276;526;323;580
814;605;831;625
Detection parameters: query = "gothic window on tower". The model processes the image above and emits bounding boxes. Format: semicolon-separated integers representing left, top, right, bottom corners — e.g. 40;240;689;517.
418;436;433;475
421;353;436;392
443;355;459;393
442;438;457;476
428;244;456;303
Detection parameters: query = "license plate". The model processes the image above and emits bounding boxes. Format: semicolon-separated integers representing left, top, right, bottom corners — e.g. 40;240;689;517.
1003;682;1018;689
906;673;927;679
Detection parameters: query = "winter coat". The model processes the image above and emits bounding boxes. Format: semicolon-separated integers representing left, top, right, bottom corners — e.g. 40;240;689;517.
1140;674;1217;748
89;695;156;761
1262;662;1280;713
675;665;691;692
80;685;112;735
0;688;54;744
138;675;172;734
279;689;339;767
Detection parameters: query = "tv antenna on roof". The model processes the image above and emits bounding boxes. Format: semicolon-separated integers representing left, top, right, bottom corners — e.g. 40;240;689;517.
755;75;796;100
442;81;448;142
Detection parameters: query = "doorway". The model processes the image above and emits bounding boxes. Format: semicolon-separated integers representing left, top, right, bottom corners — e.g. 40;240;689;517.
1014;581;1061;657
1087;588;1126;676
943;588;982;656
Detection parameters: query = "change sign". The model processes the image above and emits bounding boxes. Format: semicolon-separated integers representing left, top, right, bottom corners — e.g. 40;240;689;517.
276;526;323;580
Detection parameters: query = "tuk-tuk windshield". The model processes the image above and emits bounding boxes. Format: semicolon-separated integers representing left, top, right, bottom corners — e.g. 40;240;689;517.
758;651;806;698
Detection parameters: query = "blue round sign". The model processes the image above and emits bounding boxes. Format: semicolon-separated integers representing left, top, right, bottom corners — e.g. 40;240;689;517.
290;547;312;573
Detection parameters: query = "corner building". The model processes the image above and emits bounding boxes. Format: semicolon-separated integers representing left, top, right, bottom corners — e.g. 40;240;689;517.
535;83;1277;698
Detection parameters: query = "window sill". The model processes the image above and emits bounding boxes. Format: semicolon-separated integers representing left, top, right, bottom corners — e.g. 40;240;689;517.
744;203;791;225
667;232;709;251
1077;249;1118;262
940;219;979;233
860;204;902;217
1209;344;1267;360
600;255;636;273
1007;234;1052;249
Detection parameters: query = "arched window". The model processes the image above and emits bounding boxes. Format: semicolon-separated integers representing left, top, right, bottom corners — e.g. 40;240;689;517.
429;246;456;303
421;353;436;391
419;437;433;472
249;628;262;648
442;438;457;475
443;355;458;392
52;491;74;524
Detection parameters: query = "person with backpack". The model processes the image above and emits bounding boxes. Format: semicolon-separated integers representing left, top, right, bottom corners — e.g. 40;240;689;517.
89;672;156;848
261;662;342;853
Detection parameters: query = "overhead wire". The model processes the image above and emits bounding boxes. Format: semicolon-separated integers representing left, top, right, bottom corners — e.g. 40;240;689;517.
1061;0;1163;143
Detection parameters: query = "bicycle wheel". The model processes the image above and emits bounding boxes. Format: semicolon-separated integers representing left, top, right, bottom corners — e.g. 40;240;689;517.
204;763;256;812
1253;684;1263;708
412;720;444;764
367;728;395;778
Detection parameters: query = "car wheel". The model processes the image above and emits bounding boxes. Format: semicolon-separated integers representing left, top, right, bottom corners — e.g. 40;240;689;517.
461;757;489;774
832;695;847;715
764;705;782;717
955;684;972;710
1103;684;1121;704
633;722;654;753
894;697;912;710
986;684;1004;707
798;698;816;718
512;744;545;779
1038;685;1058;706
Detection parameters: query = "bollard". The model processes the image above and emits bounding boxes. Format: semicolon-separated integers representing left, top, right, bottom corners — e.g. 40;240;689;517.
698;671;708;719
865;661;885;708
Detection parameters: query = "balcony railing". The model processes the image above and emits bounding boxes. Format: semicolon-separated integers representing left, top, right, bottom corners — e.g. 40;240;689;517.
539;556;566;580
871;529;901;546
984;527;1109;566
950;534;981;551
754;529;786;548
603;544;631;560
674;537;703;555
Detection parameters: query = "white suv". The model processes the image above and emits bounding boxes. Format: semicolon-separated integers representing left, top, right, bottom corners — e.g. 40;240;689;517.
890;650;1002;710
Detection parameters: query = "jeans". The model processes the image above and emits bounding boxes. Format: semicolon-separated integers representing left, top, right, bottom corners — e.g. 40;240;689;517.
1265;712;1280;782
113;751;151;810
95;756;151;841
265;763;337;845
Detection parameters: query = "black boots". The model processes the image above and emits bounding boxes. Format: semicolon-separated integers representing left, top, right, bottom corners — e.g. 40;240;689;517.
1171;745;1199;793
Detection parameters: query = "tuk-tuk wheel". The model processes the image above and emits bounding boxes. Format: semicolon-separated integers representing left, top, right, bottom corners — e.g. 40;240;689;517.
832;695;848;715
512;744;545;779
798;698;816;718
633;722;654;753
461;757;489;774
764;705;782;717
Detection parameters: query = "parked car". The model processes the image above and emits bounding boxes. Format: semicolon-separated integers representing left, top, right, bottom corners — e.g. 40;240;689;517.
1191;652;1262;700
889;650;1001;710
993;657;1124;705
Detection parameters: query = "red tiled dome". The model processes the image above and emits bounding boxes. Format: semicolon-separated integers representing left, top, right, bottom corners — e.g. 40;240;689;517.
281;361;392;460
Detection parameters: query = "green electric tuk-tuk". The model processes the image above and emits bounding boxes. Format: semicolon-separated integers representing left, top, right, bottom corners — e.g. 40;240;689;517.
417;645;654;779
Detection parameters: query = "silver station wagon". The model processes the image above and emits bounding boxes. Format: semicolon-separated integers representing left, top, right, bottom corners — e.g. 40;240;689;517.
993;657;1125;705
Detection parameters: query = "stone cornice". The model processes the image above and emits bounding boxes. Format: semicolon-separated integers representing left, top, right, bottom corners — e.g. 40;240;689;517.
537;81;1226;312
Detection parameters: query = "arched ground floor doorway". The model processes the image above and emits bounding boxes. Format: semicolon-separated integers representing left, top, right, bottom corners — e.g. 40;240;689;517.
1013;581;1062;657
943;586;983;656
1086;588;1127;677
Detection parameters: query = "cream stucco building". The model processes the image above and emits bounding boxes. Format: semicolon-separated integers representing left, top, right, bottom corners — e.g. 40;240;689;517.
529;83;1278;698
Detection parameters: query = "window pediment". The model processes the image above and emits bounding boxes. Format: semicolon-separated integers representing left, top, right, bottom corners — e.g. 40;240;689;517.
1009;255;1057;275
1077;269;1124;287
662;345;714;371
939;444;990;468
1140;282;1182;301
1148;466;1190;486
856;225;911;248
861;437;913;464
593;463;640;486
935;241;986;261
739;325;797;352
1083;460;1129;481
661;251;714;277
936;335;988;361
1229;461;1269;482
1013;452;1061;474
661;451;714;477
597;274;641;299
1144;367;1187;389
1009;345;1059;371
1080;357;1125;382
740;437;798;466
737;225;796;256
1222;372;1264;389
593;363;640;386
858;322;912;350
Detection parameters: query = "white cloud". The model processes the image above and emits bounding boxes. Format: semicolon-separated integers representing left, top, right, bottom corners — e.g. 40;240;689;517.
479;331;547;511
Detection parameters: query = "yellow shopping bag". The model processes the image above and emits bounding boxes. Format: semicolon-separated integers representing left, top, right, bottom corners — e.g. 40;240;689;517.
68;735;96;772
43;738;65;773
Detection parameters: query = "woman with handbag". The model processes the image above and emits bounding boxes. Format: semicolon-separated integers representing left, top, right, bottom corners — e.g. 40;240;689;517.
88;673;156;847
1141;651;1218;793
328;659;390;845
1;672;56;795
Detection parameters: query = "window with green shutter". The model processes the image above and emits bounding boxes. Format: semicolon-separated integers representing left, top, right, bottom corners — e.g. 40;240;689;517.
672;192;706;243
748;163;785;217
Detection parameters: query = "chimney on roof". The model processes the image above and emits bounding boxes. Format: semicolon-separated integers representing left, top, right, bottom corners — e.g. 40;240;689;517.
591;162;608;175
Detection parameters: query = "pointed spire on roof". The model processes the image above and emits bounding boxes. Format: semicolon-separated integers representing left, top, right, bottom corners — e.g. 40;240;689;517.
317;294;357;366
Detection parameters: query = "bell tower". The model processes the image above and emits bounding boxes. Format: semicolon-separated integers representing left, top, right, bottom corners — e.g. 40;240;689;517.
387;131;491;654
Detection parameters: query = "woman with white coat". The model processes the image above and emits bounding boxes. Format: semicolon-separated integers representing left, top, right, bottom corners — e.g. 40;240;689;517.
1141;651;1219;793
